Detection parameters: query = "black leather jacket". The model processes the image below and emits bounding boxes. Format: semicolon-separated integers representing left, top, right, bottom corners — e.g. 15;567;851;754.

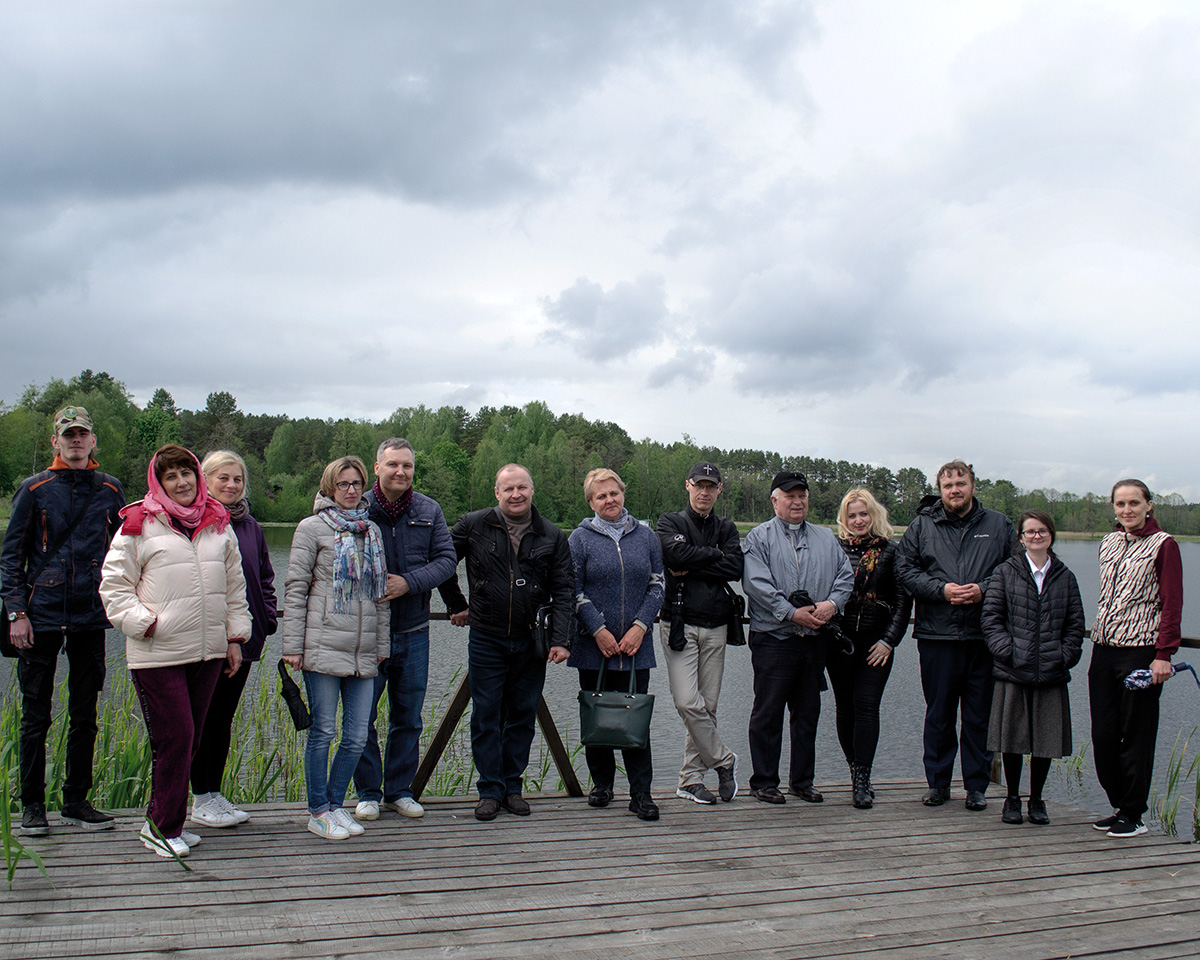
438;505;573;648
837;538;913;648
656;507;743;629
1;464;125;632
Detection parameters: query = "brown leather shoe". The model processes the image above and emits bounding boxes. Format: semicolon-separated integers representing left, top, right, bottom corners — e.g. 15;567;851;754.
790;785;824;803
474;798;501;821
750;786;786;804
502;795;531;816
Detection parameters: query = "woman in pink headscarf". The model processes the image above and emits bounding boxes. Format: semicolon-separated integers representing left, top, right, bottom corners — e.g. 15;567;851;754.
101;444;251;859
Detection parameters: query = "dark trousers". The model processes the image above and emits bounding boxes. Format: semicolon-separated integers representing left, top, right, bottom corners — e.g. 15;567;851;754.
747;631;827;792
1089;644;1161;821
577;667;654;795
825;634;893;770
190;659;253;796
18;628;106;806
467;629;547;801
918;636;994;793
132;660;222;838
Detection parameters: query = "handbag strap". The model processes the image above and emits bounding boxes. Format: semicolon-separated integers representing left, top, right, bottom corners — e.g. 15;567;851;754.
594;656;637;694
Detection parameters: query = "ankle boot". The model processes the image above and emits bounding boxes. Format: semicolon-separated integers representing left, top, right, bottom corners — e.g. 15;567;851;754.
851;763;873;809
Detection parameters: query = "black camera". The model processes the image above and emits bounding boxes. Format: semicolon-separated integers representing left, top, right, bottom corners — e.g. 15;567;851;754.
787;589;852;656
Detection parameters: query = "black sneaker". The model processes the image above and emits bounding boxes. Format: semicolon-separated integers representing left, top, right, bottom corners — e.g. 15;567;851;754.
61;800;116;831
1001;796;1023;824
1093;812;1120;832
675;783;717;804
629;793;660;821
21;803;49;836
1106;816;1147;838
716;754;739;802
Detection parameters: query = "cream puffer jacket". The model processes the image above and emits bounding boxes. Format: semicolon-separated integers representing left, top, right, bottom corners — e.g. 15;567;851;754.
282;503;389;678
101;512;252;670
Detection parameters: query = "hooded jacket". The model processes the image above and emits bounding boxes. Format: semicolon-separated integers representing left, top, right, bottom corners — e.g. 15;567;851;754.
981;553;1085;686
1;458;125;633
895;495;1016;642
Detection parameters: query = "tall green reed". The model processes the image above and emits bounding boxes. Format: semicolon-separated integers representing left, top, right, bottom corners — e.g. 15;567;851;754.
1150;727;1200;841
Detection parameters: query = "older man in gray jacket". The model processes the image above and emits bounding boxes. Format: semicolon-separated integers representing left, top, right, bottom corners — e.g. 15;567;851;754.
742;471;853;804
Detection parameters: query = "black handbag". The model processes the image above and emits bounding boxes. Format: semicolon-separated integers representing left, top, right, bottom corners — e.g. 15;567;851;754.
277;659;312;730
577;658;654;750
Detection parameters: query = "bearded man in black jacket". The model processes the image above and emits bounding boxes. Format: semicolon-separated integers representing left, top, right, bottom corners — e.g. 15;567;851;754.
655;462;743;805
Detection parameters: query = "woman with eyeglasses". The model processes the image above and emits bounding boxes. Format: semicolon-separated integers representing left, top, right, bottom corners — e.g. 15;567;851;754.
282;456;389;840
980;509;1084;827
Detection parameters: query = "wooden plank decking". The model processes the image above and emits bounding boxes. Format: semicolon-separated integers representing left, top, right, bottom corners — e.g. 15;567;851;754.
3;780;1200;960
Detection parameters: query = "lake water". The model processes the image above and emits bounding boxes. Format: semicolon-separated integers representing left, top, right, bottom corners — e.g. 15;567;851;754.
7;530;1198;827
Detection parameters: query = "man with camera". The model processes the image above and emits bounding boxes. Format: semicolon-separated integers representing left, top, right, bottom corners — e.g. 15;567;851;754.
656;462;744;805
742;471;853;805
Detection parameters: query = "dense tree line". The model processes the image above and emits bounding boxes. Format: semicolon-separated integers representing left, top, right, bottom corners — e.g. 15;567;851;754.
3;371;1197;535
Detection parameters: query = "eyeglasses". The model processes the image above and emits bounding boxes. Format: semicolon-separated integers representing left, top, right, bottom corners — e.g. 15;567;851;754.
1023;529;1050;539
335;480;364;491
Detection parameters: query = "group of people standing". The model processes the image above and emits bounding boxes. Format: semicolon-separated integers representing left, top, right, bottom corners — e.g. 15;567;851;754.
1;408;1184;857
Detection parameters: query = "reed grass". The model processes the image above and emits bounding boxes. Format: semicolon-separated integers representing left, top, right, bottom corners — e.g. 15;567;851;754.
1149;727;1200;841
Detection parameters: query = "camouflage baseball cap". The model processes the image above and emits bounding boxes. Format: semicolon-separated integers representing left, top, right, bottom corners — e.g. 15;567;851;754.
53;405;95;435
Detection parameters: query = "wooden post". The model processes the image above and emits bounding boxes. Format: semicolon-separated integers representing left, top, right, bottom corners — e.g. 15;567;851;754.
410;669;583;799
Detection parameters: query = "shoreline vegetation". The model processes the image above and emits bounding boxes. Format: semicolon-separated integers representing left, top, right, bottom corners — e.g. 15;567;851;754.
5;370;1200;535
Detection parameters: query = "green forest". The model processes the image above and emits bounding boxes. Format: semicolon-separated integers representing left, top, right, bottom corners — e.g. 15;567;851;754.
3;370;1197;534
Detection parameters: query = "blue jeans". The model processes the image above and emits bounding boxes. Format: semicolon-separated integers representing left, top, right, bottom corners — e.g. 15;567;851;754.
303;671;375;815
468;629;546;801
354;627;431;802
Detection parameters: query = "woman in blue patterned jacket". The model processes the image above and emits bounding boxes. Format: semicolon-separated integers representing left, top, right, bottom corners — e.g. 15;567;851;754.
568;468;665;821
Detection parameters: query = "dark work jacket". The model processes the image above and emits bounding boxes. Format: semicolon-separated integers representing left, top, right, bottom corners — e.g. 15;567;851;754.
1;462;125;633
438;505;573;648
894;495;1016;642
656;506;743;629
837;538;913;648
365;489;457;636
980;553;1085;686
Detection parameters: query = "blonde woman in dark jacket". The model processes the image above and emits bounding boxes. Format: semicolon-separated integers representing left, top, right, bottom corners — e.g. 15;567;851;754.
981;510;1084;827
282;456;389;841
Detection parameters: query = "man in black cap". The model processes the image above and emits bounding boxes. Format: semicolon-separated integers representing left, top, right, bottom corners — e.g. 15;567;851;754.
656;462;743;804
1;406;125;836
741;471;853;804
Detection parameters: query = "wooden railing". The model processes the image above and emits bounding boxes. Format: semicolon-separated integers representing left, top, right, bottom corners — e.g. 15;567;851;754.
411;612;1199;800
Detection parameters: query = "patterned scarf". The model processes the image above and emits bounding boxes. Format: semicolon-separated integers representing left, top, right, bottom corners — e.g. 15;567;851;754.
318;504;388;614
844;534;888;605
371;479;413;521
227;498;251;522
592;509;634;543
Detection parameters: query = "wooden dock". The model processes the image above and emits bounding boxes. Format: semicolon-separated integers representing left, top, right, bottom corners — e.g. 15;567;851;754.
4;780;1200;960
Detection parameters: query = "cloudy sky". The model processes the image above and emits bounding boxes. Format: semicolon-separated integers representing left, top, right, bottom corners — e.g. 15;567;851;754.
3;1;1198;498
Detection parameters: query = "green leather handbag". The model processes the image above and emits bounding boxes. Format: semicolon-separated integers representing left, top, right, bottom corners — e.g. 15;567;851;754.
577;658;655;750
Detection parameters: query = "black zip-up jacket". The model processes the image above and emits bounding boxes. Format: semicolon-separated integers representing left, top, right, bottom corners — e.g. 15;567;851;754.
894;495;1015;642
980;553;1085;686
1;462;125;633
837;538;913;648
438;505;573;648
656;506;743;629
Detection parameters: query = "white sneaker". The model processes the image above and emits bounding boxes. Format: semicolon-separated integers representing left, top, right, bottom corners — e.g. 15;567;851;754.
354;800;380;821
307;811;350;840
386;797;425;818
181;829;201;847
213;793;251;824
140;820;190;858
191;794;239;828
330;806;365;836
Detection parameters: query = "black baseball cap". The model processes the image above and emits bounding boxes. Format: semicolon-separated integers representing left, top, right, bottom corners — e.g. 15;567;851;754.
770;471;808;492
688;462;722;484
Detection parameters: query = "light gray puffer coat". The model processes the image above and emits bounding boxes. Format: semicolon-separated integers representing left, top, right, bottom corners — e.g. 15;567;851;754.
282;496;389;677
